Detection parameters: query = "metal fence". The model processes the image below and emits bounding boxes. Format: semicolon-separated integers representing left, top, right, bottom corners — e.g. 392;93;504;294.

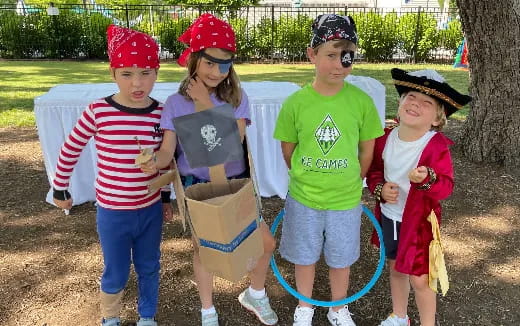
0;3;462;63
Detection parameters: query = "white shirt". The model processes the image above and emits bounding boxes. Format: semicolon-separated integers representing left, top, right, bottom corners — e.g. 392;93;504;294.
381;127;436;222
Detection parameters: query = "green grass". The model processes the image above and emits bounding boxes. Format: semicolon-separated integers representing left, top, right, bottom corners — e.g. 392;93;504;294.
0;61;470;128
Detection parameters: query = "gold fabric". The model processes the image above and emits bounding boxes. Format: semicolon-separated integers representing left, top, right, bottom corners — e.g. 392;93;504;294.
428;210;449;296
393;80;463;109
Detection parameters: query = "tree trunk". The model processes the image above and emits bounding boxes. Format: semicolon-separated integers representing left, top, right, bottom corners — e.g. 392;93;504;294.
456;0;520;171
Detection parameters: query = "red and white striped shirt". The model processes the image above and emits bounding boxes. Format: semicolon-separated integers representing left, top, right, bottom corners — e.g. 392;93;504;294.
53;96;165;210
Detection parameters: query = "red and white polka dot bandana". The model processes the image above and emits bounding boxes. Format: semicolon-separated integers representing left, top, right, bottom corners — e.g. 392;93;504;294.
107;24;160;69
177;13;236;67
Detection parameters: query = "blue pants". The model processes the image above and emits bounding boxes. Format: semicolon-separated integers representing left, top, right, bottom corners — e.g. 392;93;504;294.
96;201;163;318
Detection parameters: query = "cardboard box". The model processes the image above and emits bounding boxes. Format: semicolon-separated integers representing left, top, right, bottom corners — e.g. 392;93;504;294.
151;139;264;283
186;179;256;243
147;102;264;282
185;178;263;282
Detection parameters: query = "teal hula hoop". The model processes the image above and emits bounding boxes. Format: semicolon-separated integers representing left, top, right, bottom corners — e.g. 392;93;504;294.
269;205;385;307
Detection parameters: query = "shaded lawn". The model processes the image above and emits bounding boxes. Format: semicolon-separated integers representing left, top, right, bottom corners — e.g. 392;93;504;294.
0;60;470;127
0;124;518;325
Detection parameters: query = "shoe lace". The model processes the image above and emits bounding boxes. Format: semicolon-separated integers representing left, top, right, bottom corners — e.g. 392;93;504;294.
333;306;354;322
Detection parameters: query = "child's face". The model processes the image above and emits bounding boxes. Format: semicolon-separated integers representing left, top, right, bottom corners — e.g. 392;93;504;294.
398;91;441;130
307;41;353;87
195;48;233;89
111;67;157;108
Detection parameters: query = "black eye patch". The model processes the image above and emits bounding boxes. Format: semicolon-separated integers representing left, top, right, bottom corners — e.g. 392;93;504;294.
200;51;234;73
341;50;355;68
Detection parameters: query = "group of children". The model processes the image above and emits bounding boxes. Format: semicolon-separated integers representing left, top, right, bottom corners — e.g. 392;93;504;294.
51;11;471;326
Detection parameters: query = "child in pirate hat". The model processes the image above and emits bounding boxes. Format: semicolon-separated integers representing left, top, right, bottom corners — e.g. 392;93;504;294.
367;68;471;326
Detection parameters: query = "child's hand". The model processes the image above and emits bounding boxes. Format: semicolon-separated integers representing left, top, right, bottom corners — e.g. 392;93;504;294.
409;166;428;183
381;182;399;204
135;147;153;165
186;76;212;110
140;157;158;175
53;197;72;210
162;202;173;223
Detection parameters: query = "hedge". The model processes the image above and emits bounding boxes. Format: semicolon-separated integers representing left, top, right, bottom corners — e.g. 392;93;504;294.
0;8;463;62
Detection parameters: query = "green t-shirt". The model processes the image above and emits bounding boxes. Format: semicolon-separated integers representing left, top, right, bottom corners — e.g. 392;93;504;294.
274;82;384;210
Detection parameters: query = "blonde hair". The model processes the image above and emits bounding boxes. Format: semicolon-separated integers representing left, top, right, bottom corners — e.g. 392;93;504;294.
399;92;447;131
433;102;447;131
312;39;357;54
178;50;242;108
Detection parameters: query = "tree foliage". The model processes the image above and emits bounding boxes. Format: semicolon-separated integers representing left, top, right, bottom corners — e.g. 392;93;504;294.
353;11;399;61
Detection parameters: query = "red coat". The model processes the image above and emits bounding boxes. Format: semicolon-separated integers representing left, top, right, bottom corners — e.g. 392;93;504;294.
367;128;454;276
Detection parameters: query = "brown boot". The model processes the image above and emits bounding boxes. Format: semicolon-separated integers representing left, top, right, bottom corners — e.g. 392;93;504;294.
100;290;124;324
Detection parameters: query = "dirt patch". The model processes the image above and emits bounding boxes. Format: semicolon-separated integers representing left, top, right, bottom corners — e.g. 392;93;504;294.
0;122;518;325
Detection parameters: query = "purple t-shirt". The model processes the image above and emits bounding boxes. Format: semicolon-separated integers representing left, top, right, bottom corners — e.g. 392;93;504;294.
160;90;251;180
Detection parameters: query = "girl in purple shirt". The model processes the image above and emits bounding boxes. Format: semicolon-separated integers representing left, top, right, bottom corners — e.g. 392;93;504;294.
140;14;278;326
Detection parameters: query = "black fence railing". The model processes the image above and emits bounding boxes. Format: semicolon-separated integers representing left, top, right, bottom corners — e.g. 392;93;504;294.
0;4;462;63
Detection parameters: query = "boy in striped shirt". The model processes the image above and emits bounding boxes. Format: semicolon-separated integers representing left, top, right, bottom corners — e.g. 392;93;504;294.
52;25;168;326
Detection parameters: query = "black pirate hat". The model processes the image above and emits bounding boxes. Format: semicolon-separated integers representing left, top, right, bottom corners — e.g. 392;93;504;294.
310;14;357;48
391;68;471;117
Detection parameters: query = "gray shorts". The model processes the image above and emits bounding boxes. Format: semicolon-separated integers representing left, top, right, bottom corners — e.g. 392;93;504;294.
279;194;362;268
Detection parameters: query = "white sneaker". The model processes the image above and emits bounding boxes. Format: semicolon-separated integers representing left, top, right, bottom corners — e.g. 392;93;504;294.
379;313;410;326
238;289;278;325
293;306;314;326
201;312;219;326
326;305;356;326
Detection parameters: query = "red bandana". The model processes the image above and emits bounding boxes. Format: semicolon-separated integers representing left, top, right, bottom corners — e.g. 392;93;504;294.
177;13;236;67
107;24;160;69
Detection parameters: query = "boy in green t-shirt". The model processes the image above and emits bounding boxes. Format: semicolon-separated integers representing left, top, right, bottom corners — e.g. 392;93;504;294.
273;14;384;326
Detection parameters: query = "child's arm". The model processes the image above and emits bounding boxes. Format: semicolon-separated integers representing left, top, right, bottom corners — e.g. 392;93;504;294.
366;133;392;203
159;163;175;223
280;141;296;169
358;139;375;179
140;129;176;174
161;185;174;222
409;144;454;201
361;138;400;203
53;106;97;209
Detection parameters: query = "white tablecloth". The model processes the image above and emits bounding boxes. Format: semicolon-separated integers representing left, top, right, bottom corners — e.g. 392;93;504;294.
346;75;386;128
35;78;385;206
